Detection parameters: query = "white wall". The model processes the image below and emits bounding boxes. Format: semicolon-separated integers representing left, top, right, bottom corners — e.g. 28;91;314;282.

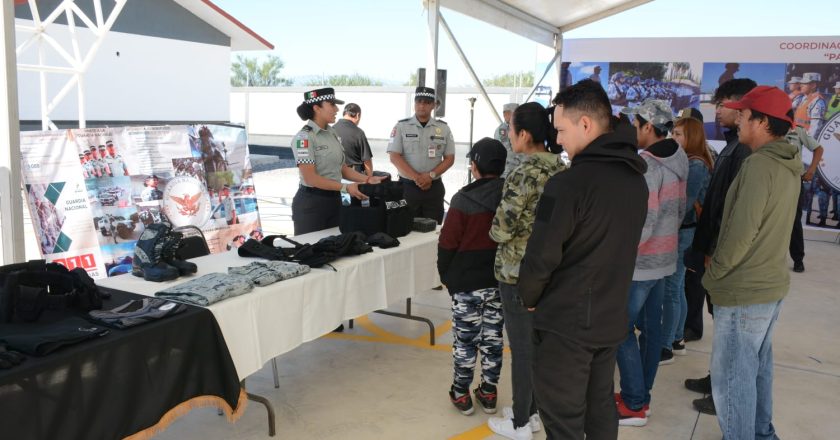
16;18;230;122
231;86;532;144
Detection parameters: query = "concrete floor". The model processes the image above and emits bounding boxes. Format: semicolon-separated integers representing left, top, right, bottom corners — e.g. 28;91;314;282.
16;148;840;439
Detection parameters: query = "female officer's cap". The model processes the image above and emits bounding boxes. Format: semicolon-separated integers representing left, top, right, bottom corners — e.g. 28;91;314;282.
303;87;344;105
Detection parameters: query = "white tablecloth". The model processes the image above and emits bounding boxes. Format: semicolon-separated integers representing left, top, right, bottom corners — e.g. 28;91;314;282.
96;228;441;380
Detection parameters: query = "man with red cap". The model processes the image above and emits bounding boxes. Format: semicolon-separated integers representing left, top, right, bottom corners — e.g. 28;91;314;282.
702;86;800;440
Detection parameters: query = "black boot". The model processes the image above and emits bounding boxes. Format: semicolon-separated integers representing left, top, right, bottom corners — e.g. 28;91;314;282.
161;229;197;276
132;223;180;282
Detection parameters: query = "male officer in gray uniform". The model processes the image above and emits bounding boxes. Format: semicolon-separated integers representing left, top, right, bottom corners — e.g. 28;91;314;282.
105;140;129;176
495;102;521;177
388;86;455;224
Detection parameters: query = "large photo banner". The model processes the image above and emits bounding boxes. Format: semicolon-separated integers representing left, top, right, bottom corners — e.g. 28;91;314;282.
562;36;840;230
20;124;261;279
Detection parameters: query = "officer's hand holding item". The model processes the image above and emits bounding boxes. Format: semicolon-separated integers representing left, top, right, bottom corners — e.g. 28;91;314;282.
291;88;382;235
387;87;455;224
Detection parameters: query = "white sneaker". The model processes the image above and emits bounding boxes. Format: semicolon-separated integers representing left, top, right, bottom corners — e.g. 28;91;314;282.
501;407;541;433
488;416;533;440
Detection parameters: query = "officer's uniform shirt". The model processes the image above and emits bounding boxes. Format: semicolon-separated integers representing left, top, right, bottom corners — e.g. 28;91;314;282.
105;154;127;176
792;93;806;111
494;121;524;177
222;196;236;221
387;115;455;178
82;160;96;179
807;96;827;138
292;119;345;187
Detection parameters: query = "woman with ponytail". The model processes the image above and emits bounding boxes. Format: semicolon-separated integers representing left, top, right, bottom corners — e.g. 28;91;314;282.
290;88;382;235
488;102;566;439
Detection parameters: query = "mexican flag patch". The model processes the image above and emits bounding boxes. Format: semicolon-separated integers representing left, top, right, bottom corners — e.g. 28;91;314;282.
296;138;309;149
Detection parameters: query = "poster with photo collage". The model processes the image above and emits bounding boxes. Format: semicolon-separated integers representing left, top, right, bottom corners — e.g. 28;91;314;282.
19;124;262;279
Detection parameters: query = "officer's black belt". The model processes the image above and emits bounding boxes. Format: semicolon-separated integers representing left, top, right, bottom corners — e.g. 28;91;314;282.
299;185;339;197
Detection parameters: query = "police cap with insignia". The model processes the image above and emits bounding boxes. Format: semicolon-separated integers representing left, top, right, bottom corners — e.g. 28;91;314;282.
302;87;344;105
98;145;106;150
414;86;436;102
106;140;114;146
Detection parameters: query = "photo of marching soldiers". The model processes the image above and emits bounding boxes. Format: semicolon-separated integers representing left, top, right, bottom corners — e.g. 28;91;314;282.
25;182;68;255
787;63;840;229
607;62;700;115
172;157;207;186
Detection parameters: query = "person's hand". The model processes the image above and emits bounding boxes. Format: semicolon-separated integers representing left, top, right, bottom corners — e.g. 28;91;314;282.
803;170;815;182
704;254;711;268
348;183;368;200
415;173;432;190
366;175;385;184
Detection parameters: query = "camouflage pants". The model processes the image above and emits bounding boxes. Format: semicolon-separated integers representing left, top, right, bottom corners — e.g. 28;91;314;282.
451;288;504;392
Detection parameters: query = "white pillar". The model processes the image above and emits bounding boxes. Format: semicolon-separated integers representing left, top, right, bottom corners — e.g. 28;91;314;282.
425;0;439;114
0;0;25;265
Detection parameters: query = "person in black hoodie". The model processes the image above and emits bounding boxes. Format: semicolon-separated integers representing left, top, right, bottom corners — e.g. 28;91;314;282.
438;138;507;416
518;79;648;439
683;78;756;416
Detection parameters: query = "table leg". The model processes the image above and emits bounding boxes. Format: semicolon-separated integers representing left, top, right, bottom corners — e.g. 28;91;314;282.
374;298;436;345
242;380;276;437
271;358;280;389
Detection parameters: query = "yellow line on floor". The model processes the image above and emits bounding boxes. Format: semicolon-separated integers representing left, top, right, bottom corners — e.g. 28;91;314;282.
448;423;493;440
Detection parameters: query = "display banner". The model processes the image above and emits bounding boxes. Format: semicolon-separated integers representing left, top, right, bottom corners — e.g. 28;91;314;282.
562;36;840;230
20;124;261;278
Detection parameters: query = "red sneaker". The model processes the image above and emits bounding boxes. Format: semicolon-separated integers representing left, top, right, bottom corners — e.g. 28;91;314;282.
615;393;650;416
616;397;648;426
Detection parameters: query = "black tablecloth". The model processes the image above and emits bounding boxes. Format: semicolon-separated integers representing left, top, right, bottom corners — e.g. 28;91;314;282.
0;288;242;440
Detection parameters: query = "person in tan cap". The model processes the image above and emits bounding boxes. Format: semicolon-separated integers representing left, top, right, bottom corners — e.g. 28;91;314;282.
826;81;840;120
794;72;826;137
495;103;521;176
787;76;804;110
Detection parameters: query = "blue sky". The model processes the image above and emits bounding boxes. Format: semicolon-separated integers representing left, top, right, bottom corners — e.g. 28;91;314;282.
213;0;838;86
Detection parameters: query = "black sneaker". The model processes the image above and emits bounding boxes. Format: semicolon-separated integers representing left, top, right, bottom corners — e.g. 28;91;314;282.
473;383;497;414
693;395;716;415
449;387;474;415
685;374;712;394
793;261;805;273
659;348;674;365
672;340;687;355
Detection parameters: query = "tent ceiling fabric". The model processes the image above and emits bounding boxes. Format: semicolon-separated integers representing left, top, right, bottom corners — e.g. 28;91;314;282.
438;0;652;46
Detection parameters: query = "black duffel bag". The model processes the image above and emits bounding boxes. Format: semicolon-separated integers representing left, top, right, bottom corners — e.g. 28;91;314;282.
339;181;412;238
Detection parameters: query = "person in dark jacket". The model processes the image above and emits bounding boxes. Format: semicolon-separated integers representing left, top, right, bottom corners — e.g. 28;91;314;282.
518;79;649;439
683;78;756;416
438;137;507;417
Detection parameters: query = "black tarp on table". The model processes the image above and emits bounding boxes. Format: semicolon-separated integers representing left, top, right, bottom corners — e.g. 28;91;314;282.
0;288;242;440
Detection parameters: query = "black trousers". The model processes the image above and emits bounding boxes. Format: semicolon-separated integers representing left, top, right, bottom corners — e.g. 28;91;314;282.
789;181;805;264
532;330;618;440
400;178;445;224
683;248;710;338
291;187;341;235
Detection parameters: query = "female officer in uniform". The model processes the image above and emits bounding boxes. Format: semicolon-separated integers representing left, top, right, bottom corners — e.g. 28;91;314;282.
292;87;382;235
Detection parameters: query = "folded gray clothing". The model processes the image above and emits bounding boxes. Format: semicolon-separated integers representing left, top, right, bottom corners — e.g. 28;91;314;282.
227;261;310;286
89;298;187;329
155;273;253;306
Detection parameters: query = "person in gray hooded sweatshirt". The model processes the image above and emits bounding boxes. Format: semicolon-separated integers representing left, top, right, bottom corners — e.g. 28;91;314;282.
615;99;689;427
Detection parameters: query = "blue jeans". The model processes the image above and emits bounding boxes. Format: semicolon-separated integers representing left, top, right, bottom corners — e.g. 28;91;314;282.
616;278;665;410
662;228;694;348
711;300;783;440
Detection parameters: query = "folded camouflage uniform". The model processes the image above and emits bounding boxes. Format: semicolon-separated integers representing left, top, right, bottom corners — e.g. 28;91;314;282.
154;273;253;306
228;261;311;286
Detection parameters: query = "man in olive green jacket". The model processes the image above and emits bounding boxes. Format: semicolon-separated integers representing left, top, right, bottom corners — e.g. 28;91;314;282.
702;86;800;440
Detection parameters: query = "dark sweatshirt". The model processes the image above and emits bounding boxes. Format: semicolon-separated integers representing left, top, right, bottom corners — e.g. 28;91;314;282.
438;177;505;293
518;124;649;346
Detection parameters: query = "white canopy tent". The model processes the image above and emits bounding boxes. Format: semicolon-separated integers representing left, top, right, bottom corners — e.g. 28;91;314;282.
1;0;652;265
423;0;651;121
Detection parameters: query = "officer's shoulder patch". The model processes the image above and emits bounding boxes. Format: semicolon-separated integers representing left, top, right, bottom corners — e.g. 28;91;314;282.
436;118;448;125
301;124;313;132
398;117;412;123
